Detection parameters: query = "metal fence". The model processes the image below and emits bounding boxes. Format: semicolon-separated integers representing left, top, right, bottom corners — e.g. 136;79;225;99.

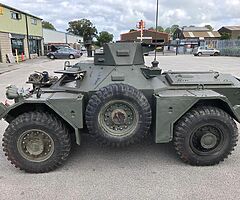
216;40;240;57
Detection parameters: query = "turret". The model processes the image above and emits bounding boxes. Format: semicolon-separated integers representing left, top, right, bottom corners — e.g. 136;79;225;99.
94;42;153;66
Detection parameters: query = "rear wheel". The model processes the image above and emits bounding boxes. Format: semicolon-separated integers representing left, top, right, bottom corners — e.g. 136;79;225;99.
174;106;238;166
85;84;152;147
69;54;75;59
2;112;71;173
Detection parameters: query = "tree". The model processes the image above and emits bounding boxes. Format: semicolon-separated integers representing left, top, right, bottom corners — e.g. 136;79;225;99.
205;25;214;31
42;21;56;30
129;29;136;32
170;24;179;34
220;32;231;40
96;31;114;46
165;27;171;33
67;19;97;42
165;25;179;34
149;26;164;32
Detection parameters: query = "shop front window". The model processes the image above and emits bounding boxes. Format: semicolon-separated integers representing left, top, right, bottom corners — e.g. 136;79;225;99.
29;39;42;55
29;39;37;54
11;39;24;55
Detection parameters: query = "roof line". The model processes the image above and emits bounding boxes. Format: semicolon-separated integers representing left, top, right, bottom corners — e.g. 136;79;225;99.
121;29;169;36
43;28;83;38
0;3;42;20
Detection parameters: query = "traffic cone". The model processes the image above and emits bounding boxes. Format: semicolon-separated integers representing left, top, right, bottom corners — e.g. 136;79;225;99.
21;53;24;61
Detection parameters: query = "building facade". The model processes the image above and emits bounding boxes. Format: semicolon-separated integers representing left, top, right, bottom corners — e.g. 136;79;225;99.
173;27;221;51
0;3;43;63
218;26;240;40
120;30;169;45
43;28;83;54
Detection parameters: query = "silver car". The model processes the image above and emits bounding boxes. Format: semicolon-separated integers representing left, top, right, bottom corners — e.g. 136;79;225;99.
193;46;220;56
47;48;82;59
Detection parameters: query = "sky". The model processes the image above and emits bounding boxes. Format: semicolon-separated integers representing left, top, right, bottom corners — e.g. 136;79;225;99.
1;0;240;40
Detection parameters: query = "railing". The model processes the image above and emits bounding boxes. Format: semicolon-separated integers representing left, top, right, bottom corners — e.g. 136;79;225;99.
217;40;240;57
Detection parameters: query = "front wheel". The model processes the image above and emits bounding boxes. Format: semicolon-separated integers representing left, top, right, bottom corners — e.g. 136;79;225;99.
2;112;71;173
174;106;238;166
49;54;55;60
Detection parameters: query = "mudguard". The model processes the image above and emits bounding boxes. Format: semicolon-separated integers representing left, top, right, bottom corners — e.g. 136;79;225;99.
154;89;240;143
0;92;84;145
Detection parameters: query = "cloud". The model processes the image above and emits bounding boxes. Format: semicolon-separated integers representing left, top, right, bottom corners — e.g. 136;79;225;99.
1;0;240;40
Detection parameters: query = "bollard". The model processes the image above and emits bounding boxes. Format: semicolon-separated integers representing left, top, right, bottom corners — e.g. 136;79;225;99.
15;49;19;63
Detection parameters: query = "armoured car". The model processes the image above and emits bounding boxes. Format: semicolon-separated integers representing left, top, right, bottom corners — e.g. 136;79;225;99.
0;42;239;173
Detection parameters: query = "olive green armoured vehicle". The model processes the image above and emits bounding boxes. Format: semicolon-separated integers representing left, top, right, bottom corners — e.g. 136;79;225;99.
0;42;239;173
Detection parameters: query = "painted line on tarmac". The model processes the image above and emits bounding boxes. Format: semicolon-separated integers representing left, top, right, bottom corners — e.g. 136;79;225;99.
0;68;20;75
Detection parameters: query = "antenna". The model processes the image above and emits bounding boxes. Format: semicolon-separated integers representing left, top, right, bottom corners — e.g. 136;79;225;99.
152;0;159;68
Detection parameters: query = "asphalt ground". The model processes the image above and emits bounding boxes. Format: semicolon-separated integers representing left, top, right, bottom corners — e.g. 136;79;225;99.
0;54;240;200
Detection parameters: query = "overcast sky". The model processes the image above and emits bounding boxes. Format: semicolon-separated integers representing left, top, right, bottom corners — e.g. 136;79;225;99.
1;0;240;40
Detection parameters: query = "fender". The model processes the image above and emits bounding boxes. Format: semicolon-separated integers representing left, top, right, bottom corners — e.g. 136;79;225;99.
154;89;240;143
0;92;84;145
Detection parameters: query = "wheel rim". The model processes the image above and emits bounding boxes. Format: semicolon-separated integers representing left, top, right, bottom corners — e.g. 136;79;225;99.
17;129;54;162
50;55;54;59
98;100;139;137
70;55;74;59
190;125;224;156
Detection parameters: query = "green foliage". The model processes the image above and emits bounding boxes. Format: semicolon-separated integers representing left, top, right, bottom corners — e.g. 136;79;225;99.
96;31;114;46
165;25;179;34
42;21;56;30
220;32;231;40
165;27;171;33
149;26;164;32
170;25;179;33
67;19;98;42
129;29;136;32
205;25;214;31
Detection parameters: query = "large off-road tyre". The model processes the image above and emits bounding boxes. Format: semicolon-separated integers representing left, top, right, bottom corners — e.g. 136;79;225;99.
2;112;71;173
85;84;152;147
174;106;238;166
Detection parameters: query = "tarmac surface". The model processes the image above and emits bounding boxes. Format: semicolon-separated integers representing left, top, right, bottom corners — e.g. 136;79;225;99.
0;54;240;200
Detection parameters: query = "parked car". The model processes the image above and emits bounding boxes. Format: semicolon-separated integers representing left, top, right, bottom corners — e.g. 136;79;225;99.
47;48;82;59
193;46;220;56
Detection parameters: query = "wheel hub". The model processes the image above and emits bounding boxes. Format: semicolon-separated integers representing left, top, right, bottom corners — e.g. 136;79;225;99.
111;109;127;125
200;133;218;149
17;130;54;162
26;139;44;156
99;100;138;136
190;125;223;155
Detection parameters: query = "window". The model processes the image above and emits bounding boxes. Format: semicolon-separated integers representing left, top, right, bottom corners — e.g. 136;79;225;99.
31;18;37;25
11;12;21;20
29;39;41;55
11;39;24;55
29;40;37;54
